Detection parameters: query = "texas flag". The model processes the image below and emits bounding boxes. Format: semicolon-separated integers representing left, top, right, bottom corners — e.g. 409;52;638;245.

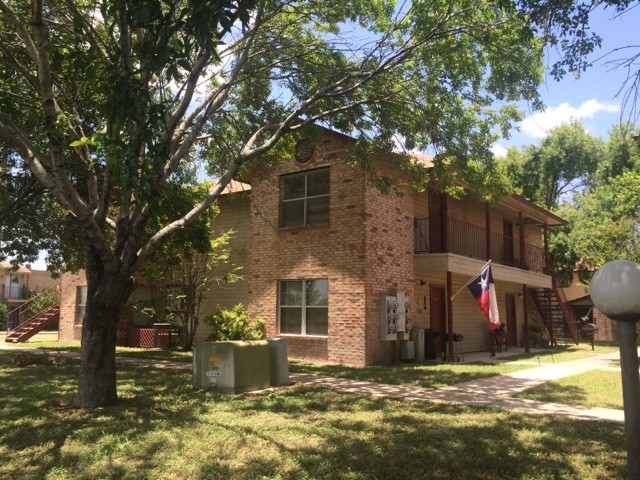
467;262;501;331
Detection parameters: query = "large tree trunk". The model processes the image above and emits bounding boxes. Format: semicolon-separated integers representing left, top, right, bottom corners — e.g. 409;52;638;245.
75;247;134;408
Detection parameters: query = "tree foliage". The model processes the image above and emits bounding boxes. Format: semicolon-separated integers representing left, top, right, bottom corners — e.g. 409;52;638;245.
0;0;554;407
160;230;242;350
498;121;603;210
554;171;640;282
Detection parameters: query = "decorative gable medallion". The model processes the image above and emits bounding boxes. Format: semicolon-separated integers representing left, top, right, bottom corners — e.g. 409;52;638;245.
293;139;316;164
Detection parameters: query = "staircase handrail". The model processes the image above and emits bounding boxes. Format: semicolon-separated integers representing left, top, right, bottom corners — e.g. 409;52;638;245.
6;283;61;332
551;275;580;344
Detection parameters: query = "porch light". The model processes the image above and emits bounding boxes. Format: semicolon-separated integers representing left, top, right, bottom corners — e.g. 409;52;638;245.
590;260;640;480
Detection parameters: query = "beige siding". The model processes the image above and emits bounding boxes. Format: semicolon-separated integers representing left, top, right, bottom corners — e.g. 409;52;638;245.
414;271;526;354
562;272;589;303
27;270;59;292
194;193;251;344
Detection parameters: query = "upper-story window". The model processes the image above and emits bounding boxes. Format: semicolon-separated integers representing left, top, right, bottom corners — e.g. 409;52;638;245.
281;167;330;226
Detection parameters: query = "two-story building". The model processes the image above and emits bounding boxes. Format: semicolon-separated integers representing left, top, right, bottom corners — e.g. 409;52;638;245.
1;261;59;330
45;128;577;364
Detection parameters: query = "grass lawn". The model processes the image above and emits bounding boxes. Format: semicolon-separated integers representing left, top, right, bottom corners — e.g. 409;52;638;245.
504;343;619;364
514;370;624;410
2;334;192;363
0;351;626;480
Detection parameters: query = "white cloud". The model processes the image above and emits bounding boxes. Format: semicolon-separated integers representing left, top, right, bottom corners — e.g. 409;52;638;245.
521;100;620;138
491;143;508;158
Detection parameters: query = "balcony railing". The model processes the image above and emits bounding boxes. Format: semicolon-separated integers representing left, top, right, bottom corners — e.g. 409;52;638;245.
414;217;547;274
2;285;28;300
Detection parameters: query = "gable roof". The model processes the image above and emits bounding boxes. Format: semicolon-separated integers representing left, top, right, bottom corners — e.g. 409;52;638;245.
0;261;31;274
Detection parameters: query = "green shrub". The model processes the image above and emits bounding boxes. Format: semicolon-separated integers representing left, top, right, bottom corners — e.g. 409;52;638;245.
28;288;60;316
204;304;265;341
0;303;7;330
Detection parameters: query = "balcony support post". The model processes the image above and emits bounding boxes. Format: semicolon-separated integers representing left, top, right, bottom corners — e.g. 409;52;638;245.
543;224;550;275
523;283;530;353
485;203;491;260
447;271;454;361
442;194;450;253
519;212;526;269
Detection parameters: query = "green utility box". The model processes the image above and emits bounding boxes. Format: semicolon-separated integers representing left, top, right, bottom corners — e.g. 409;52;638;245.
193;341;271;394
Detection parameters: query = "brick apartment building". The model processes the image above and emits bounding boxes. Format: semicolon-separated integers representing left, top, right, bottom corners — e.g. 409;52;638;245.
54;128;577;365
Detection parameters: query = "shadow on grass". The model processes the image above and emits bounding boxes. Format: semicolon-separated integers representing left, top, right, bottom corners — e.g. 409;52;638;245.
0;352;626;480
514;383;588;405
210;386;626;480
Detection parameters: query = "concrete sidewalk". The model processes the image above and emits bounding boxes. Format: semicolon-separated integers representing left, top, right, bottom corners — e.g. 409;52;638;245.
0;344;626;423
289;351;625;423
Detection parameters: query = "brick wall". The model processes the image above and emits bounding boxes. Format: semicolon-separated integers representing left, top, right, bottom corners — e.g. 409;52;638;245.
593;307;618;342
247;132;368;365
58;271;86;342
363;176;416;364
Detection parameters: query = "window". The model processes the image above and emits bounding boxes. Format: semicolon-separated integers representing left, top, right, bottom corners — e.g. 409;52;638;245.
279;279;328;335
76;286;87;325
281;168;329;226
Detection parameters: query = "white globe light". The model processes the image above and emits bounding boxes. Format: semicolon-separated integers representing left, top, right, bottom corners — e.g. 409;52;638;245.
590;260;640;322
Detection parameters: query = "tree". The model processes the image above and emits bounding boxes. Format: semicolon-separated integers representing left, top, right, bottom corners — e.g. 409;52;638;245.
162;230;241;350
520;1;640;117
592;122;640;185
553;171;640;282
498;121;603;209
1;0;549;407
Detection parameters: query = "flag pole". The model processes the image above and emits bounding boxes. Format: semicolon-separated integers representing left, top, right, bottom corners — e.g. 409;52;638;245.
450;260;491;301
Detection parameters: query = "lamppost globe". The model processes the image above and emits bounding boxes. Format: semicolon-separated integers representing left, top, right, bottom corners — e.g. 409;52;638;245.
590;259;640;480
590;260;640;322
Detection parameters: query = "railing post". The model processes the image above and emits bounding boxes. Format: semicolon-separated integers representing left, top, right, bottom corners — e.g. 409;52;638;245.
485;203;491;260
442;194;450;253
523;284;530;353
543;224;550;275
447;271;454;361
519;212;525;269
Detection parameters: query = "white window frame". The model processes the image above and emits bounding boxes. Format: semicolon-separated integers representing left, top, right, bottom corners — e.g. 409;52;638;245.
75;286;87;325
280;167;330;226
278;279;328;336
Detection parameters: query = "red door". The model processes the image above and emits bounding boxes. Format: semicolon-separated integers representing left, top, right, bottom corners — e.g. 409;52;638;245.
506;294;517;346
430;285;447;355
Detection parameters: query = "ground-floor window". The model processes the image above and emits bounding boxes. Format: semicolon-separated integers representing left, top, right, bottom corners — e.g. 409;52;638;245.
75;286;87;325
279;279;328;335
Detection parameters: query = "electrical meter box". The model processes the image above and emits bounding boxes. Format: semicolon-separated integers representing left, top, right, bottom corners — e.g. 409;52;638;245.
193;341;271;393
380;294;399;341
380;290;413;341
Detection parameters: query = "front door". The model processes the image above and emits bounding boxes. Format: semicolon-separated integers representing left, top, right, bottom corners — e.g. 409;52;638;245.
506;293;517;346
430;285;447;356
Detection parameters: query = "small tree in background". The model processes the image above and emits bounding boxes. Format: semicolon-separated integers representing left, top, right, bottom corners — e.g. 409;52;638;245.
0;303;7;330
163;230;242;350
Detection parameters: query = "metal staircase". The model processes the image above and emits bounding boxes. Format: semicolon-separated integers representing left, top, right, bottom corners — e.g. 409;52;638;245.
4;283;61;343
529;277;579;345
5;303;60;342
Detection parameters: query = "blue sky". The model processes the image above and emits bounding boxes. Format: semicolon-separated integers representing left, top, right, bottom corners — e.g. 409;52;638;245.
492;4;640;156
26;6;639;270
